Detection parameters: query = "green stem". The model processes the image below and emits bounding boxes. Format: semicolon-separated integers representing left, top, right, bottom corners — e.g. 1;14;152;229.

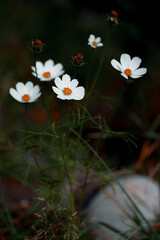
107;81;126;124
79;24;111;137
41;82;52;124
86;25;111;99
24;103;29;130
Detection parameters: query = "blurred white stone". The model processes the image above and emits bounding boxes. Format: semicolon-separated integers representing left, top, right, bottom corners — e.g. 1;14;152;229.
87;174;159;240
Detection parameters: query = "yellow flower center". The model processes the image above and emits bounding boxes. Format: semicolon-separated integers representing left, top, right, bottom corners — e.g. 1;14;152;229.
63;87;72;95
22;94;30;102
43;72;51;78
124;68;132;77
92;41;97;46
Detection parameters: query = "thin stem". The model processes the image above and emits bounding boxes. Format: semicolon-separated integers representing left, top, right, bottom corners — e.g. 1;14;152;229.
107;81;126;124
86;25;111;99
79;24;111;137
24;103;29;130
41;82;52;124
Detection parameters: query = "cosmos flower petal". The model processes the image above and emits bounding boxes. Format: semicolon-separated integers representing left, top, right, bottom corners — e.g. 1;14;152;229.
72;86;85;100
52;86;62;95
70;79;78;89
129;57;142;71
120;54;131;69
16;82;25;94
31;66;35;72
30;85;40;96
95;37;101;43
62;74;71;86
132;68;147;76
121;72;128;79
9;88;21;102
89;34;95;42
44;59;54;68
36;61;44;70
97;43;103;47
55;77;64;90
52;63;65;77
25;81;34;92
30;92;41;102
111;59;123;72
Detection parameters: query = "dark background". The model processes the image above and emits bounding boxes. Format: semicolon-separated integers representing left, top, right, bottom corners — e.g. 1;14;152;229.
0;0;160;170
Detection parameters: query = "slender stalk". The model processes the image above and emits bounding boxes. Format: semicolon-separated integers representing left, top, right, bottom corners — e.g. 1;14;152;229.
79;24;111;137
86;24;111;99
24;103;29;130
41;82;52;124
107;81;126;124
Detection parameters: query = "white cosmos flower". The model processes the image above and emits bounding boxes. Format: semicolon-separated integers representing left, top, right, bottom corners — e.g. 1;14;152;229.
31;59;64;81
88;34;103;48
9;81;41;103
52;74;85;100
111;53;147;80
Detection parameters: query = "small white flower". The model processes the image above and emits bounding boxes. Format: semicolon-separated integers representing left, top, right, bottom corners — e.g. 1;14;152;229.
111;53;147;80
9;81;41;103
88;34;103;48
52;74;85;100
31;59;64;81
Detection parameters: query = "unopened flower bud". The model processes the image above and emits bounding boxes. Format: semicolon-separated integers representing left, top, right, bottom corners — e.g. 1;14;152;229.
107;10;119;25
29;38;46;54
72;53;85;67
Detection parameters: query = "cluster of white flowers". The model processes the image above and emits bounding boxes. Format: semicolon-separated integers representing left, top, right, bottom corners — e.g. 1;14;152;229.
9;35;147;104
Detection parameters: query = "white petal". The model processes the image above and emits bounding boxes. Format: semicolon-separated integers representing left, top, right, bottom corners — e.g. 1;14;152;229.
52;86;62;95
36;61;44;69
132;68;147;76
31;72;38;78
44;59;54;68
111;59;123;72
97;43;103;47
30;85;40;96
52;63;64;77
121;72;128;79
31;66;35;72
120;54;131;69
54;77;64;90
57;94;68;100
95;37;101;43
70;79;79;89
29;92;41;102
62;74;71;86
24;81;34;92
16;82;25;94
9;88;22;102
129;57;142;71
72;86;85;100
88;34;95;42
130;75;141;79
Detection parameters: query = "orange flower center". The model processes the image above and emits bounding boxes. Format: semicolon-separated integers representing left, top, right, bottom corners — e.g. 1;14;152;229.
63;87;72;95
92;41;97;46
124;68;132;76
22;94;30;102
43;72;51;78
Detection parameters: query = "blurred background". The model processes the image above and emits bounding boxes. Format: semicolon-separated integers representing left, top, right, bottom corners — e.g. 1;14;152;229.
1;0;160;167
0;0;160;238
